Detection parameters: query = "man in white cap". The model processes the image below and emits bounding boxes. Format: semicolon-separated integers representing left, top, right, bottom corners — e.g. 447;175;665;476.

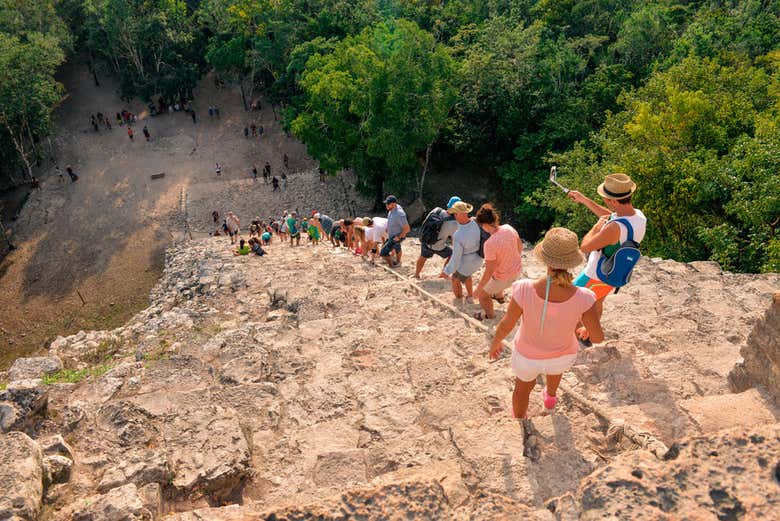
567;173;646;341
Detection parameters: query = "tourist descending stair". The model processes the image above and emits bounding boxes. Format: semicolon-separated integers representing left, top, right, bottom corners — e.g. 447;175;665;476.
4;234;778;520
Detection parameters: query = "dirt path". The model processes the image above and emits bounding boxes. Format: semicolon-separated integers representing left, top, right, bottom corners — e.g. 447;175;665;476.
0;63;370;368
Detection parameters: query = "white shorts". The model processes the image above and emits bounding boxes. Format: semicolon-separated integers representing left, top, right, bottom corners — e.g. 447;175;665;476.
510;349;577;382
483;277;516;296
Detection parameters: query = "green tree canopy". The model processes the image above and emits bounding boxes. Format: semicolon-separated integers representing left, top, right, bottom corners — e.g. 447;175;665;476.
83;0;202;100
291;18;456;200
537;56;779;272
0;0;68;185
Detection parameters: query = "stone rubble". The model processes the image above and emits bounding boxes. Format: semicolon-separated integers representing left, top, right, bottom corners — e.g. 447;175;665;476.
0;432;44;521
72;483;148;521
7;357;63;383
0;384;47;434
730;291;780;402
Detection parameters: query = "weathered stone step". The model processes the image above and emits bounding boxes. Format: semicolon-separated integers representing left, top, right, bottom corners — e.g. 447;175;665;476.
602;388;779;445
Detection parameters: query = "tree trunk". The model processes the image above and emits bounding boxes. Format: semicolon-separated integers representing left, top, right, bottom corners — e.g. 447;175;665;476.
243;60;257;110
239;81;248;111
89;48;100;86
2;115;34;182
373;175;385;212
416;143;432;206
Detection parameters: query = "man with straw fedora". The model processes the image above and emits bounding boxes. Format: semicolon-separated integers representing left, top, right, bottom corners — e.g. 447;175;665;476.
440;201;483;299
567;173;647;342
489;227;603;419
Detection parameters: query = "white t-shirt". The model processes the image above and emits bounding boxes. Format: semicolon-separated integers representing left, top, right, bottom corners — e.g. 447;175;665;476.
584;209;647;280
366;217;388;242
226;215;240;232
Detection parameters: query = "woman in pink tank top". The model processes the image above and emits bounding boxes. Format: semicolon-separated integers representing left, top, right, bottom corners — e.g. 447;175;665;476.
489;228;604;419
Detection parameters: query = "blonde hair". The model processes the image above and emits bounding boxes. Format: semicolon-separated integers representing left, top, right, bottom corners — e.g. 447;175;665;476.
353;226;366;240
550;269;573;287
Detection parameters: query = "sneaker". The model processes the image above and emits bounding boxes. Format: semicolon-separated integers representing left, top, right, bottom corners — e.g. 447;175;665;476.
541;388;558;411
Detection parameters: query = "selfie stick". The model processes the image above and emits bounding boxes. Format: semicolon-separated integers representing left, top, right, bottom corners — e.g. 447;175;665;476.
549;166;570;193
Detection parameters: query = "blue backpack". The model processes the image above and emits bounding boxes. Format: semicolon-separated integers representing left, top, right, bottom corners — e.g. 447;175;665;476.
596;218;641;289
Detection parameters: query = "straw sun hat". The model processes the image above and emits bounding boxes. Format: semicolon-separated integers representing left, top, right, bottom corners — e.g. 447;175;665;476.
447;201;473;214
533;227;584;270
597;173;636;200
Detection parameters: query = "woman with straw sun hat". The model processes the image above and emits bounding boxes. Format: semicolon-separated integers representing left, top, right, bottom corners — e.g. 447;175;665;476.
489;227;604;419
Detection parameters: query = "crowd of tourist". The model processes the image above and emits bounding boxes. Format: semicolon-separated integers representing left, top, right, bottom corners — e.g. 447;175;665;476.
214;172;646;419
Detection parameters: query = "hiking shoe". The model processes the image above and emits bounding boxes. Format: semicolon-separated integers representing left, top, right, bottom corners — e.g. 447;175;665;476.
541;388;558;411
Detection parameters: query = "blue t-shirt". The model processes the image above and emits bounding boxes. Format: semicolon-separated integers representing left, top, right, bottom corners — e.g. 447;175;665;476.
319;215;334;235
387;205;409;237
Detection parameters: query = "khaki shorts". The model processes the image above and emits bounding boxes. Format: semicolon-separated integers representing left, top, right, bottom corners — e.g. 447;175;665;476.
483;277;515;296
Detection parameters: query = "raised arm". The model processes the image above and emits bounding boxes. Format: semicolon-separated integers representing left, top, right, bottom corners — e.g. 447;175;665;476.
567;191;610;217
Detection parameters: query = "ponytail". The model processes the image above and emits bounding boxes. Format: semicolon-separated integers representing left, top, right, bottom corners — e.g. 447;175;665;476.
550;269;573;287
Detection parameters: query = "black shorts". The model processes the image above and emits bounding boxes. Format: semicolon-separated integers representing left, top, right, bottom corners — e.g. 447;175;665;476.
421;243;452;259
380;236;403;256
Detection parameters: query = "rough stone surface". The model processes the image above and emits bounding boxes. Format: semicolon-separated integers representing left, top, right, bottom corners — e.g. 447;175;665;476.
7;356;63;382
679;388;777;434
40;434;75;460
0;385;47;433
166;481;553;520
9;235;779;519
560;423;780;520
97;450;170;492
164;405;250;499
730;291;780;402
0;432;44;520
43;454;73;484
72;483;145;521
0;402;19;433
137;483;162;519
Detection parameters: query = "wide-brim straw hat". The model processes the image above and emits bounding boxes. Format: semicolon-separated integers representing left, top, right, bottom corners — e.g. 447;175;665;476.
533;227;584;270
597;173;636;200
447;201;473;214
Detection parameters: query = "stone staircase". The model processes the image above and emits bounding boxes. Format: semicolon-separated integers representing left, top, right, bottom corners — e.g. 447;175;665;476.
2;234;778;520
184;168;372;236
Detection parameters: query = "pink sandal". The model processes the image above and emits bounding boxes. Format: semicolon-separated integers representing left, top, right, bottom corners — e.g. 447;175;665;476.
541;388;558;411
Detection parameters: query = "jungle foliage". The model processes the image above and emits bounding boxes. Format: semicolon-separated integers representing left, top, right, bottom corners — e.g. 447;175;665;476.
0;0;777;272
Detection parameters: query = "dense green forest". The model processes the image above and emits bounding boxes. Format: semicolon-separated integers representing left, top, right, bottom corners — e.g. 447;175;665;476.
0;1;778;272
